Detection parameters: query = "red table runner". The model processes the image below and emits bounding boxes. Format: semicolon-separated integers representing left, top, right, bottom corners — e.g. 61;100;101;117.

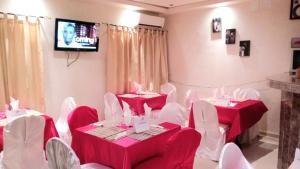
189;100;268;142
72;122;180;169
0;113;59;150
117;94;167;115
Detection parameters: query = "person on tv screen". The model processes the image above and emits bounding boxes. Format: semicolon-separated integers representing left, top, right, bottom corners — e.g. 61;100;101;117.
58;23;82;48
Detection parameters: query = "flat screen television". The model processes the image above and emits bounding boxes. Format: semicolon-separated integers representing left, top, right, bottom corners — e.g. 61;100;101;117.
292;50;300;70
54;18;99;52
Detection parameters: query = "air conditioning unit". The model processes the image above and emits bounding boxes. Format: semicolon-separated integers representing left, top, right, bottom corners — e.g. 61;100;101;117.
139;13;165;28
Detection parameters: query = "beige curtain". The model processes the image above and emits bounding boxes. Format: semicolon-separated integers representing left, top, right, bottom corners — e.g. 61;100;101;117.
106;25;168;93
0;15;44;112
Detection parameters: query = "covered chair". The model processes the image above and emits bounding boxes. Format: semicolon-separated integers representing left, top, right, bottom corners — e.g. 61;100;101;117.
160;83;177;103
2;115;48;169
134;128;201;169
46;137;112;169
56;97;77;145
219;143;253;169
104;92;123;121
158;102;187;127
184;89;199;116
193;100;228;161
67;106;99;136
237;88;261;144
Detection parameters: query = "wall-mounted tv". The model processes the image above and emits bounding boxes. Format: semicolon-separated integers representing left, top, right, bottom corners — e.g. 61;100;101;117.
54;18;99;52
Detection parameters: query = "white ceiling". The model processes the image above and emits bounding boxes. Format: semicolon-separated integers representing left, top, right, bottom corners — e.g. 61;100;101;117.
129;0;209;8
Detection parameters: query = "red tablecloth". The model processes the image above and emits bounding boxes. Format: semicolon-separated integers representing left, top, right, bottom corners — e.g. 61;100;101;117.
117;94;167;115
72;122;181;169
189;100;268;142
0;113;59;151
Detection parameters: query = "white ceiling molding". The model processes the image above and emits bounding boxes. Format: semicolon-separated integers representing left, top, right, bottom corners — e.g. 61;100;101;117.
127;0;209;8
75;0;168;13
166;0;248;15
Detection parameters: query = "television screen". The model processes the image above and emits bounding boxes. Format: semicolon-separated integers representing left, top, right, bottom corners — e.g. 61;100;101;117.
54;18;99;52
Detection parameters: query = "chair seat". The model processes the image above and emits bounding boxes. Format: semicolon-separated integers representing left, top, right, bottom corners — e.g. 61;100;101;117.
81;163;112;169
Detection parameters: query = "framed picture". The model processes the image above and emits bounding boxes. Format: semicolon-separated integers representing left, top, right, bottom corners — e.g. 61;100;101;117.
239;40;251;57
225;29;236;44
290;0;300;19
212;18;222;33
292;38;300;48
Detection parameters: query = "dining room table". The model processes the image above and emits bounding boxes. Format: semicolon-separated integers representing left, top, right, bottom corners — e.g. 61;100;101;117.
0;110;59;151
189;99;268;142
71;122;181;169
116;92;167;115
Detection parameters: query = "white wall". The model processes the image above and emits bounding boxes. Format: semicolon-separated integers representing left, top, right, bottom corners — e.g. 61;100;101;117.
166;0;300;136
0;0;140;120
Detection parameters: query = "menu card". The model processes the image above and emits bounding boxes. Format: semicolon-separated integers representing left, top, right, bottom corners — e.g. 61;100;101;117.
133;116;149;133
85;126;126;139
128;126;166;141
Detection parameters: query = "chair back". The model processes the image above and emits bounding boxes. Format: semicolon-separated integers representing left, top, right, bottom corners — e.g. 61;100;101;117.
161;83;177;103
56;97;76;130
131;82;143;93
184;89;199;111
242;88;260;100
160;83;176;94
3;115;47;169
67;106;98;135
193;100;221;150
219;143;253;169
158;102;186;126
46;137;81;169
104;92;122;120
164;128;201;169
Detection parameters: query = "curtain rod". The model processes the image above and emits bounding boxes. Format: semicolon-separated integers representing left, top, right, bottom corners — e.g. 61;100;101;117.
0;11;52;20
102;22;167;32
0;11;167;31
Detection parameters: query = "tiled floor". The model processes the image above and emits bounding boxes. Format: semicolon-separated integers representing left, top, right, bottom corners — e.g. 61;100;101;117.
194;137;279;169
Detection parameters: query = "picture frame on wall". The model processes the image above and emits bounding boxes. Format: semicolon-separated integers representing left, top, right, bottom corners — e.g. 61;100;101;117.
225;29;236;44
239;40;251;57
291;38;300;48
212;18;222;33
290;0;300;19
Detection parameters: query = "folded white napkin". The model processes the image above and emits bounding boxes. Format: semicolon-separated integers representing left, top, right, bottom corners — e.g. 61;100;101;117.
9;97;19;111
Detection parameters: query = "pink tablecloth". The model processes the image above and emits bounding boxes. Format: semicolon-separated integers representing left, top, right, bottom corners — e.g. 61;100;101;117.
189;100;268;142
0;113;59;151
117;94;167;115
72;122;181;169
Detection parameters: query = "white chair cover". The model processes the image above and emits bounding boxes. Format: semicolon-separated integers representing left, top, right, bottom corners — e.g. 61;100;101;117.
232;88;241;100
2;115;48;169
238;88;261;144
46;138;111;169
213;87;225;99
193;100;227;161
56;97;77;145
104;92;122;121
161;83;177;103
158;102;186;126
131;82;143;94
184;89;199;111
219;143;253;169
